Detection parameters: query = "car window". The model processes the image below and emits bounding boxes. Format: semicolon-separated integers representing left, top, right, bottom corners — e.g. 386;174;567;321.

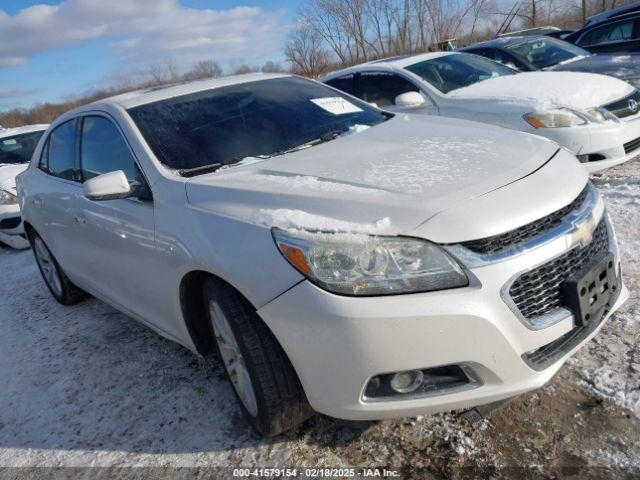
47;120;77;181
579;19;636;46
325;74;358;96
128;76;388;171
406;53;514;94
80;116;137;182
505;38;590;69
358;72;419;106
0;130;45;165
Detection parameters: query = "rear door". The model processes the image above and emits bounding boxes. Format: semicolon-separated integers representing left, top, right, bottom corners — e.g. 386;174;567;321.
29;119;87;283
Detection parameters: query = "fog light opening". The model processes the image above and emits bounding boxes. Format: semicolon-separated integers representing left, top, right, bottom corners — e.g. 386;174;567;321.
364;364;478;401
390;370;424;393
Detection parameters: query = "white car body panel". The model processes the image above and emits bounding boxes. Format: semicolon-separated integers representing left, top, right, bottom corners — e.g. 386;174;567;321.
17;75;627;420
0;125;48;249
321;53;640;172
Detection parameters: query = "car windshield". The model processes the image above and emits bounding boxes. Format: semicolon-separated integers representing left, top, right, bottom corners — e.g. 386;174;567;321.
0;130;45;165
128;76;389;171
405;53;515;94
505;38;591;69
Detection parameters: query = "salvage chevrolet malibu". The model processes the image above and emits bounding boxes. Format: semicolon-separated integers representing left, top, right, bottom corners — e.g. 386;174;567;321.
321;52;640;172
17;74;628;436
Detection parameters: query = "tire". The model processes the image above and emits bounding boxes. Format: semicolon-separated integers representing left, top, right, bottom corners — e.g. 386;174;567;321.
30;232;88;305
203;278;313;437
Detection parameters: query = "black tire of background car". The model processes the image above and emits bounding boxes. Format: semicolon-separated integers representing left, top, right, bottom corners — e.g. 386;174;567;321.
30;232;88;305
203;277;314;437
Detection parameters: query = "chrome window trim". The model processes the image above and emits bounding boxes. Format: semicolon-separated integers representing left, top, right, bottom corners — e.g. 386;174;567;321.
444;182;600;269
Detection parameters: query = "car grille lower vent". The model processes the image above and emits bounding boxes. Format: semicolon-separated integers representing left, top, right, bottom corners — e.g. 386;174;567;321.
461;186;589;255
624;136;640;155
509;218;609;320
603;90;640;119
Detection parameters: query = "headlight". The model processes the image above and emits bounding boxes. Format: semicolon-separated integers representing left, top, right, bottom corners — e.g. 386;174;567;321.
0;189;17;205
272;228;468;296
524;109;587;128
585;107;618;123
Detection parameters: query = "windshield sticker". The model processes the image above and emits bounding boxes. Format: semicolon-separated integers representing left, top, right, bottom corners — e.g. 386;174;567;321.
2;139;17;145
311;97;363;115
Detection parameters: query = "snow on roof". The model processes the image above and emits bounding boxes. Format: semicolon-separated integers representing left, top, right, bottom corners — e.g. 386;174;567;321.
447;71;635;110
96;73;291;109
0;124;49;139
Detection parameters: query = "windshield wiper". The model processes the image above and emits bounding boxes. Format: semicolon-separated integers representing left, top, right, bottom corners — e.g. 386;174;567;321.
263;130;344;159
178;163;223;177
178;131;345;177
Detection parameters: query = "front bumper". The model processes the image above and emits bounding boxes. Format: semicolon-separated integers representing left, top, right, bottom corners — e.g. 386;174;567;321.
258;203;627;420
537;115;640;173
0;204;29;249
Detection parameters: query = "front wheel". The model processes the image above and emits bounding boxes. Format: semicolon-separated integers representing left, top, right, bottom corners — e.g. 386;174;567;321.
203;278;313;437
31;232;87;305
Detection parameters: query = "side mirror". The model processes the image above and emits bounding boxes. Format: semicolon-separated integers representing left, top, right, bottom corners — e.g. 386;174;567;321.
394;91;426;109
84;170;131;201
505;62;520;71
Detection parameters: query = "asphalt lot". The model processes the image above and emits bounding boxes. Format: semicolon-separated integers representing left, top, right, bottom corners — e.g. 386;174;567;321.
0;158;638;478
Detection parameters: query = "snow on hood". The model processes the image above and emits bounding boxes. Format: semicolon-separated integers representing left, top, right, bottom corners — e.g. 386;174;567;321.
0;163;27;193
447;71;635;111
185;114;560;236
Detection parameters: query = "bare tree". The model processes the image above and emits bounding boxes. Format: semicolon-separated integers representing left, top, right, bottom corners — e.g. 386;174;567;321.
261;60;285;73
184;60;224;80
285;22;331;76
145;61;180;86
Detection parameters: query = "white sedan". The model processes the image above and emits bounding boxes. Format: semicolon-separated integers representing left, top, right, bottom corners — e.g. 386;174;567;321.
17;74;627;436
321;52;640;172
0;125;48;249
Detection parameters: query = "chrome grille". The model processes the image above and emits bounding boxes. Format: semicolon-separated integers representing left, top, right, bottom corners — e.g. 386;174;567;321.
603;90;640;119
509;218;609;320
461;186;589;255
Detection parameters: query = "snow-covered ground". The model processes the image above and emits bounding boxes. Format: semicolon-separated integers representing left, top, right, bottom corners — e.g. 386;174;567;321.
0;159;638;475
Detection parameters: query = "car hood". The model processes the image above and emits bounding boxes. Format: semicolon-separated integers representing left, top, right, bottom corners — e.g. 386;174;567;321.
548;54;640;90
446;71;636;112
185;114;560;238
0;163;28;193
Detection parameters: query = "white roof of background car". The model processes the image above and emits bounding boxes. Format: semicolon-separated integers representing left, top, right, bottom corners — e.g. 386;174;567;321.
0;124;49;139
321;52;456;80
93;73;292;110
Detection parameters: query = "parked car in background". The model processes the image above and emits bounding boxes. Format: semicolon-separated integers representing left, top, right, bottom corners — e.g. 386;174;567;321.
564;11;640;53
462;36;640;90
16;74;628;436
0;125;48;249
322;52;640;171
584;1;640;27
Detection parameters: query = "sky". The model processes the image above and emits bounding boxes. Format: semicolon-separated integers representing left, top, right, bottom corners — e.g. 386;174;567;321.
0;0;304;110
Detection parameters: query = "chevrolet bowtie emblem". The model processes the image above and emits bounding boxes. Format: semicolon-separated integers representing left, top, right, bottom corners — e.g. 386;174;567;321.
629;98;639;113
570;215;597;248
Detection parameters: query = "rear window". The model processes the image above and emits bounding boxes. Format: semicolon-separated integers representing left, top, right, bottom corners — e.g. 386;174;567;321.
128;76;388;170
0;130;45;165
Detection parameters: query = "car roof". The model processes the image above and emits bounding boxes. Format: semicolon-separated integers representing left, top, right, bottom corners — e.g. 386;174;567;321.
586;1;640;24
0;124;49;139
462;36;533;50
87;72;292;110
322;52;456;79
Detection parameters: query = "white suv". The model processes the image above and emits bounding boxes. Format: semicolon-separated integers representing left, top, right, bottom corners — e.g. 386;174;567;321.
17;74;628;436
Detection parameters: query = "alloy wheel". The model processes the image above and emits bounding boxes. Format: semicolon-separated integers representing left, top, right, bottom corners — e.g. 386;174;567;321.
33;237;63;297
209;300;259;417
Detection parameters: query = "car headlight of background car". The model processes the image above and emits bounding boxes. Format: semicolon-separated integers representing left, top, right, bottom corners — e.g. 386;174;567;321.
0;188;18;205
524;109;588;128
273;228;468;296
